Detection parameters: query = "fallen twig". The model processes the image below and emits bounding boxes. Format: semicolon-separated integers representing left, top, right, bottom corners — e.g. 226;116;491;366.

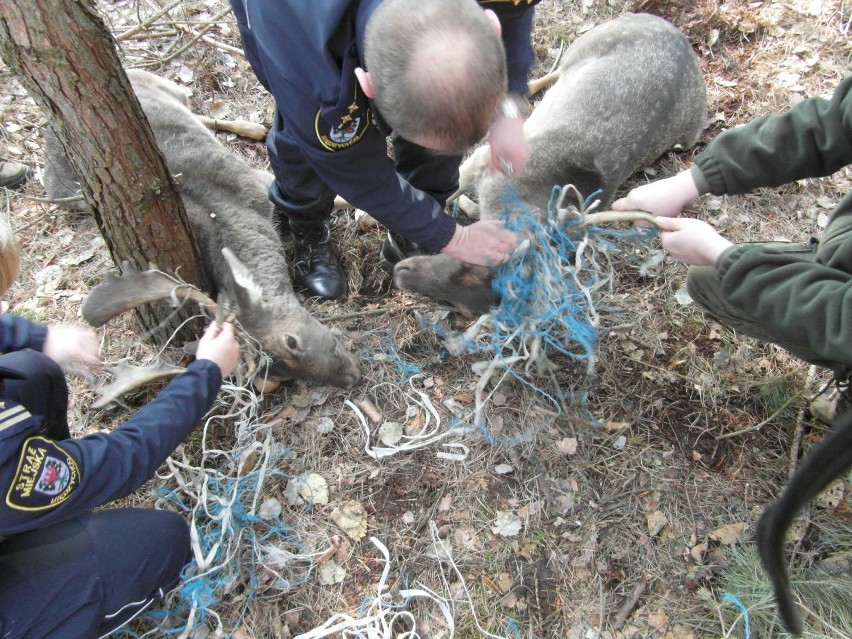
157;7;233;65
611;574;648;630
175;22;246;57
115;0;184;42
716;390;806;441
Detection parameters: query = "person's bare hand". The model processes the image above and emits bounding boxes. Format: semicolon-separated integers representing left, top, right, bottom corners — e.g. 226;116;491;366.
611;170;700;222
195;322;240;378
43;324;102;371
487;112;528;176
442;220;519;266
654;216;733;266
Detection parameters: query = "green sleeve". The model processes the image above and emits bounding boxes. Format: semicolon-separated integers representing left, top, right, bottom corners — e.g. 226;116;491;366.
695;76;852;196
717;243;852;369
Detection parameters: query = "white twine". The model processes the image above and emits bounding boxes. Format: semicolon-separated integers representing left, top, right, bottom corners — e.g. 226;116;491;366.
296;523;520;639
146;332;316;637
346;378;469;461
294;536;455;639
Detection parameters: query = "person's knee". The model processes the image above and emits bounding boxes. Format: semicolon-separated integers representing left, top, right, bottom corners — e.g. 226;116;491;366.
685;265;722;314
147;510;192;584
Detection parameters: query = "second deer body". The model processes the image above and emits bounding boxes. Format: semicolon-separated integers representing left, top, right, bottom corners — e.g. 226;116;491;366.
393;13;708;317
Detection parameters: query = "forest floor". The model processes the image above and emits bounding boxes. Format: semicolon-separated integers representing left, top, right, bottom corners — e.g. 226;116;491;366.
1;0;851;637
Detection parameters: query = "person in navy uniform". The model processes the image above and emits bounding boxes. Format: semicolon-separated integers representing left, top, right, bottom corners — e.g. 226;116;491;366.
0;217;240;638
229;0;542;299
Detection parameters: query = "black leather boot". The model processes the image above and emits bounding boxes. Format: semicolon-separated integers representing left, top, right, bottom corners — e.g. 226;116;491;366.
292;222;346;300
380;231;434;271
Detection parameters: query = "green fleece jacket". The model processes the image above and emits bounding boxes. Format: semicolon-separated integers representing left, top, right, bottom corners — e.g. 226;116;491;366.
691;75;852;372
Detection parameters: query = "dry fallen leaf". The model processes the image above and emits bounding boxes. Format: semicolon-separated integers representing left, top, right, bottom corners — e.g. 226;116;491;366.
661;623;694;638
258;497;282;519
378;421;403;446
709;522;747;545
689;541;707;563
491;511;522;537
559;437;578;455
331;500;368;540
814;478;845;510
648;608;669;630
295;473;329;506
500;592;519;609
452;524;481;551
318;559;346;585
315;417;334;434
646;510;668;537
495;572;513;593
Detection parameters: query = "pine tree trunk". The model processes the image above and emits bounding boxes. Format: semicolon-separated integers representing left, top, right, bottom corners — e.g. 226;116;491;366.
0;0;211;343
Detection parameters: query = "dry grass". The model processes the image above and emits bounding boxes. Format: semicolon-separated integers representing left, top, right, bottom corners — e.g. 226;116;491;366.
1;0;851;637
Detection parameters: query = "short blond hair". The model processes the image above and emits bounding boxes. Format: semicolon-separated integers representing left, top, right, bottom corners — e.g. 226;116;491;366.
365;0;506;152
0;214;21;295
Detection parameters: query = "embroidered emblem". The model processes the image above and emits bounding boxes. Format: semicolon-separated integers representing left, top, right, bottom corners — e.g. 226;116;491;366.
7;436;80;511
315;100;371;152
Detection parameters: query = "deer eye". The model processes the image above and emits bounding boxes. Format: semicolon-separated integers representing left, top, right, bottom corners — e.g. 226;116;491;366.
286;335;299;351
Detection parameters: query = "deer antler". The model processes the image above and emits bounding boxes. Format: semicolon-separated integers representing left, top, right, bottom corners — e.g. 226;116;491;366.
92;361;187;408
83;262;218;327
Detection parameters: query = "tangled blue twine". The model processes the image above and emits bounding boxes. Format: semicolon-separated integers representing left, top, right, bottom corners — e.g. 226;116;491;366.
115;447;313;637
425;185;654;439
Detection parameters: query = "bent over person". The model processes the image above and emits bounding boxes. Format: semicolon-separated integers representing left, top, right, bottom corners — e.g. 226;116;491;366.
0;217;240;638
229;0;541;299
612;75;852;393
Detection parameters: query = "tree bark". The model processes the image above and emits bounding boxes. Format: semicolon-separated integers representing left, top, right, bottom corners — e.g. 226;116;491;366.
0;0;211;343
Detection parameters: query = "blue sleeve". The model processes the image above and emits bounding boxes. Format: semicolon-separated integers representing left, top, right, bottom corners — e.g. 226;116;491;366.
269;113;457;250
61;359;222;508
0;315;48;354
0;359;223;535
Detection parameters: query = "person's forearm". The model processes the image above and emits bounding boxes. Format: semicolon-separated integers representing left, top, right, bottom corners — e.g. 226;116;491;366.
693;76;852;196
0;314;47;353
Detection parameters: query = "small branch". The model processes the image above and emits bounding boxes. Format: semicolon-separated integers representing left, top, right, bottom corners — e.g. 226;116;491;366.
115;0;184;42
21;193;84;205
715;390;806;441
528;68;561;95
611;574;648;631
174;19;246;57
158;7;233;65
321;307;390;323
196;116;267;141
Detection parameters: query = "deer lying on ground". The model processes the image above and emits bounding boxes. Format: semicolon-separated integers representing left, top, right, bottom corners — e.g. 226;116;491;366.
45;69;361;390
756;406;852;636
393;13;708;317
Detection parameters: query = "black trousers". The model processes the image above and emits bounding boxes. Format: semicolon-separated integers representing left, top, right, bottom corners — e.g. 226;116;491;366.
0;351;192;639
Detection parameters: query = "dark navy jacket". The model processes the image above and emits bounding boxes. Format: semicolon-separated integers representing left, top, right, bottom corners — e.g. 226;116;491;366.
234;0;541;251
0;315;221;536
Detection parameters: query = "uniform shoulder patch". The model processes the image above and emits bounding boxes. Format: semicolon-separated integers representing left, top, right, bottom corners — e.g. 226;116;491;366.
315;98;371;152
6;436;80;511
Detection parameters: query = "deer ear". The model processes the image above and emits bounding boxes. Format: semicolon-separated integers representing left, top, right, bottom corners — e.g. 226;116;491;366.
222;247;264;306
